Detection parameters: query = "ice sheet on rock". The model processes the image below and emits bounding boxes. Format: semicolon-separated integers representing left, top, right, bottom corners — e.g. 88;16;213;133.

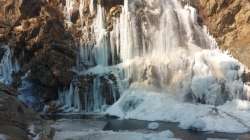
191;50;246;105
107;89;250;133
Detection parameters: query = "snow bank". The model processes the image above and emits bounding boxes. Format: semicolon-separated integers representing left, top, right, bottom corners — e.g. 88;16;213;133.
107;88;250;133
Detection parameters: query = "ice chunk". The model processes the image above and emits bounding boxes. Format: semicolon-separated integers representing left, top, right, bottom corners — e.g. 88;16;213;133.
148;122;160;130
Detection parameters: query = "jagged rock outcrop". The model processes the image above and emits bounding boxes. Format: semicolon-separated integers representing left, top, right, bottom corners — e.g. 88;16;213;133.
0;0;76;104
196;0;250;68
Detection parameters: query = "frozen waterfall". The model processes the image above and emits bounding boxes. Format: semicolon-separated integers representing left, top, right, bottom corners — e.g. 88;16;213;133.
107;0;249;105
59;0;250;124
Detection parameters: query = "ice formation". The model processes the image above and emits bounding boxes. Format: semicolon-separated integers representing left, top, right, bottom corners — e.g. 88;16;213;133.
64;0;75;22
0;45;19;85
58;73;120;112
59;0;250;133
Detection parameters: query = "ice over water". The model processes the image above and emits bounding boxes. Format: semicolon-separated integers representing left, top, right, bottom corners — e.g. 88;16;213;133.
59;0;250;133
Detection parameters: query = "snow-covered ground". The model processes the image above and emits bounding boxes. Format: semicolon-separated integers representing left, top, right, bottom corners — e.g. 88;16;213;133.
107;88;250;133
51;119;179;140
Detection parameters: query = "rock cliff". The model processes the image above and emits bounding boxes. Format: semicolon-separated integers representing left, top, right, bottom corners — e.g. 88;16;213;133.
0;0;76;104
196;0;250;68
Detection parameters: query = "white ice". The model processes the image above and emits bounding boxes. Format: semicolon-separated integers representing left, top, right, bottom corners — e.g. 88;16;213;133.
107;88;250;133
148;122;160;130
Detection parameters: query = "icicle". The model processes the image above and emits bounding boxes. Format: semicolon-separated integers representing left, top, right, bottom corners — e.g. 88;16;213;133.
93;4;110;66
89;0;95;15
0;45;15;85
92;76;101;112
64;0;75;26
79;0;85;28
73;86;81;112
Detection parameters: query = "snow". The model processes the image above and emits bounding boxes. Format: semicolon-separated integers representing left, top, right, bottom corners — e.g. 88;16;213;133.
107;88;250;133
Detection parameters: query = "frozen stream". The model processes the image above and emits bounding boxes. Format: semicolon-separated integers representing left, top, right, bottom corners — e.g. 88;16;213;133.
49;114;250;140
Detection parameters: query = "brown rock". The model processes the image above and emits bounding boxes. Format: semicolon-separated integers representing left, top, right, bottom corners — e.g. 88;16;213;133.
0;0;77;104
0;84;36;139
197;0;250;68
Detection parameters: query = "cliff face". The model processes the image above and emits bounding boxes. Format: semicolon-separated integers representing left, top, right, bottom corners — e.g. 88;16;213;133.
197;0;250;68
0;0;76;104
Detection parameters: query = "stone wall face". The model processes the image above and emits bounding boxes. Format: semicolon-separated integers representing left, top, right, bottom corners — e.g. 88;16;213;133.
197;0;250;68
0;0;76;103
